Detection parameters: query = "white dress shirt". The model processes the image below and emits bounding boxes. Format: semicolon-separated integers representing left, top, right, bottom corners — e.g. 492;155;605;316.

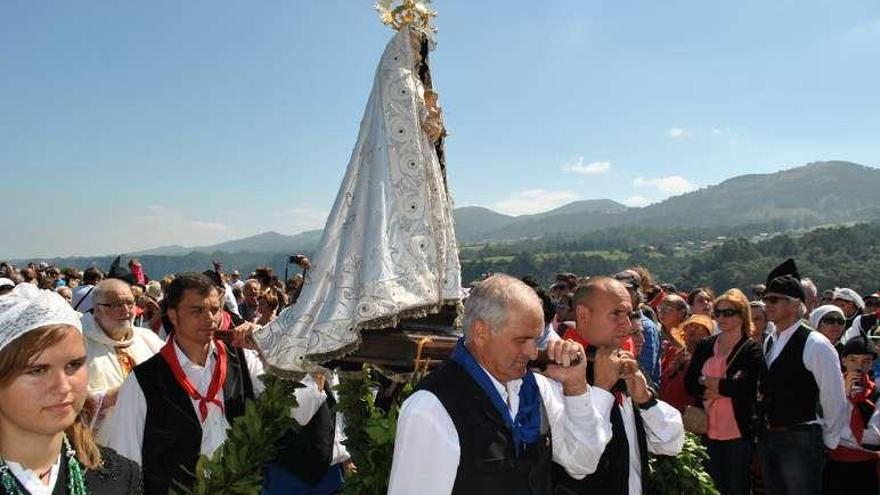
223;282;241;318
594;388;685;495
842;315;874;343
5;456;61;495
103;340;326;464
327;371;351;466
836;400;880;452
861;407;880;447
387;370;613;495
764;321;849;449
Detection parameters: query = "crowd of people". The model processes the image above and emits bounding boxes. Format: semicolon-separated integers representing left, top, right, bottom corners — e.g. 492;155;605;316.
0;256;879;494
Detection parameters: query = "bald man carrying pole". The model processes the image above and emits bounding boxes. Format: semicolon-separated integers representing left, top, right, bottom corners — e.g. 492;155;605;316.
388;274;613;495
553;277;684;495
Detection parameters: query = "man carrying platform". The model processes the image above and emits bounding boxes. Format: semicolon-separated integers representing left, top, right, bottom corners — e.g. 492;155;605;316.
387;274;614;495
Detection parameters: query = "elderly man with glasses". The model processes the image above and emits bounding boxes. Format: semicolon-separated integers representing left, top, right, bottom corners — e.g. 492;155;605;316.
81;278;165;440
758;259;849;495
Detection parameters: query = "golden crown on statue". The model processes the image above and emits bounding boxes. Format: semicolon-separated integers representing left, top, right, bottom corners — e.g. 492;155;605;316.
375;0;437;31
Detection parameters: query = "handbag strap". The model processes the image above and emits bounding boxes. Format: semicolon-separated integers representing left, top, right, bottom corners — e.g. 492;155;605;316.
725;337;747;368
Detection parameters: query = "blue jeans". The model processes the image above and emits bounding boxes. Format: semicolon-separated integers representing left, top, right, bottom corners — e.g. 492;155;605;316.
759;425;826;495
707;437;753;495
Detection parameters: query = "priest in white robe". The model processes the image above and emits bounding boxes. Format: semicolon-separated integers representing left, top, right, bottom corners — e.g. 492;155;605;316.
82;278;164;439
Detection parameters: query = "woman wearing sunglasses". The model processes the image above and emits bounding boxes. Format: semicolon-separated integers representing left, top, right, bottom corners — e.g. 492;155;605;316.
685;288;766;495
809;305;848;355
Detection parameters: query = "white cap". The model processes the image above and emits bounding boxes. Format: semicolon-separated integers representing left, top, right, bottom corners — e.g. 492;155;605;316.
833;287;865;310
0;278;14;289
0;284;82;353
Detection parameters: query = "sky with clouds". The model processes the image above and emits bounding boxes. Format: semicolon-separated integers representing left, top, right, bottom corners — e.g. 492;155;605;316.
2;0;879;258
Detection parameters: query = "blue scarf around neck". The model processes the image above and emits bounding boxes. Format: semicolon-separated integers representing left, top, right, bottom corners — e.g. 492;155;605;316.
450;338;542;456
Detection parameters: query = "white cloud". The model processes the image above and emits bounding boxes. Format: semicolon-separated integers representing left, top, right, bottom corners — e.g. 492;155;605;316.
146;204;169;215
190;221;229;232
844;17;880;43
131;204;231;247
280;207;329;232
633;175;696;195
667;128;694;139
492;189;581;216
622;195;651;207
562;157;611;176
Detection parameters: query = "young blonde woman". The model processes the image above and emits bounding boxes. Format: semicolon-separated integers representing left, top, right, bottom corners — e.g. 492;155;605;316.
0;284;141;494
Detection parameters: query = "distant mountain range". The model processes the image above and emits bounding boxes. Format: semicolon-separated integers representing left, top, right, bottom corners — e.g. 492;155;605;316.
125;160;879;255
456;160;880;242
133;230;323;256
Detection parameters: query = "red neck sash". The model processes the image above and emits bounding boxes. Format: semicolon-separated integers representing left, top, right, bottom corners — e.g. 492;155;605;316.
160;339;228;422
830;378;878;463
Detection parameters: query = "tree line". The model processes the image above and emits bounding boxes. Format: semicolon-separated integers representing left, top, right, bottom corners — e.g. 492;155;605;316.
28;222;880;296
460;222;880;294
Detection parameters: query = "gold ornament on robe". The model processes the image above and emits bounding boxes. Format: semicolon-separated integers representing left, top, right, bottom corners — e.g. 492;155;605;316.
375;0;437;32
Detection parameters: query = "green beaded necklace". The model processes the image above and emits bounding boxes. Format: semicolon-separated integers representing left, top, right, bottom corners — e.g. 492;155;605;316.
0;435;88;495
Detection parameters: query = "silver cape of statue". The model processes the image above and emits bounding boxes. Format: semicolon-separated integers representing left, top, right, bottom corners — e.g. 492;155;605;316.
254;26;464;373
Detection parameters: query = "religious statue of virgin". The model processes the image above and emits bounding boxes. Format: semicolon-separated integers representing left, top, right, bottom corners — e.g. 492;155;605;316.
253;0;464;373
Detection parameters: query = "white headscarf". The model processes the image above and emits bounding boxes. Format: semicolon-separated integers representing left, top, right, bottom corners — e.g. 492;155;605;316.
809;304;846;330
0;283;82;353
833;287;865;310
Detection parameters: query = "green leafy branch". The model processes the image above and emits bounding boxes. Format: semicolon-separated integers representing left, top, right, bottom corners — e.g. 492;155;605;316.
336;365;418;495
647;433;719;495
172;374;304;495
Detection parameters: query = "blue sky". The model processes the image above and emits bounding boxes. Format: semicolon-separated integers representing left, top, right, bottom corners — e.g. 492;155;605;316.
2;0;879;259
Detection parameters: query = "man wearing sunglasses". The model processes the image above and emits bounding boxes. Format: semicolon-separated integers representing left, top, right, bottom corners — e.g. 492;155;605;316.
758;259;849;495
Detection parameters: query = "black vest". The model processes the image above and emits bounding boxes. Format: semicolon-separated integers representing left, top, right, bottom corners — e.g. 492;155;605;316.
553;357;649;495
7;447;142;495
417;360;553;495
760;325;819;428
135;345;255;495
274;381;337;485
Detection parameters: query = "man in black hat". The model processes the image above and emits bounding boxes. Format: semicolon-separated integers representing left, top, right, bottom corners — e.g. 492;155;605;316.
759;259;849;495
